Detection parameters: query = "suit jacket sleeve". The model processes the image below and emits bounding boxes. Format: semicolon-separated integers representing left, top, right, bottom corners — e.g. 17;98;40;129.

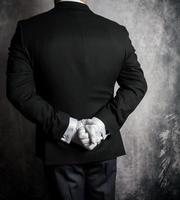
93;26;148;135
6;20;70;141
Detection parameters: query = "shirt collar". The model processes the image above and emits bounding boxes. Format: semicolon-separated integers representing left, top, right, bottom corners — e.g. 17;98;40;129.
60;0;86;4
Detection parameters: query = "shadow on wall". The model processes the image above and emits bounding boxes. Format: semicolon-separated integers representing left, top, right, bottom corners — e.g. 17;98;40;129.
0;1;53;199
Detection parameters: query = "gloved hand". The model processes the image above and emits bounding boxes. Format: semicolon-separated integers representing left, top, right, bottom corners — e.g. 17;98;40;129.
81;119;103;144
71;117;108;151
71;120;98;150
82;117;109;141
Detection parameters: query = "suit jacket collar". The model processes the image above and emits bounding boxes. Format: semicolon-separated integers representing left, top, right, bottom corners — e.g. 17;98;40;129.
54;1;91;12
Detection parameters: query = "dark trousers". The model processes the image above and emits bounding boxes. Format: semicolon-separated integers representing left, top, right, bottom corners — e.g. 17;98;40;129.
43;158;117;200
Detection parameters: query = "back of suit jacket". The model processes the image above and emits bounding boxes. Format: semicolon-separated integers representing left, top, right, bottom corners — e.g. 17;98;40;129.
6;2;148;165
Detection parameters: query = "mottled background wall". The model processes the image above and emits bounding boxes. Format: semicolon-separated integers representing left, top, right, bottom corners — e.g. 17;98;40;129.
0;0;180;199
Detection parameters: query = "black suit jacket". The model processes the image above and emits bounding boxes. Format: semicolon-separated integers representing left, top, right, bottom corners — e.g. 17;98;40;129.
6;2;148;165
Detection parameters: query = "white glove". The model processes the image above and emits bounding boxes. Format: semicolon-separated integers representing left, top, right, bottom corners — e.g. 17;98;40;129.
82;117;108;141
81;117;107;148
71;120;97;150
71;117;108;150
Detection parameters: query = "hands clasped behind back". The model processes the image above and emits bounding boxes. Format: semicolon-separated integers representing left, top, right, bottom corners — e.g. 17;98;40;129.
71;119;105;150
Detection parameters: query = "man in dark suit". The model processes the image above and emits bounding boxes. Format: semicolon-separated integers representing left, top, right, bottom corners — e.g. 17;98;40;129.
6;0;148;199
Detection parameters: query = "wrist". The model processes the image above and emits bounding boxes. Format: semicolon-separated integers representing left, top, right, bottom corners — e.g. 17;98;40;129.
61;117;78;144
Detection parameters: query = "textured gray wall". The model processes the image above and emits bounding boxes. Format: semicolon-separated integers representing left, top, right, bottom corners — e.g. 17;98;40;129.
0;0;180;199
